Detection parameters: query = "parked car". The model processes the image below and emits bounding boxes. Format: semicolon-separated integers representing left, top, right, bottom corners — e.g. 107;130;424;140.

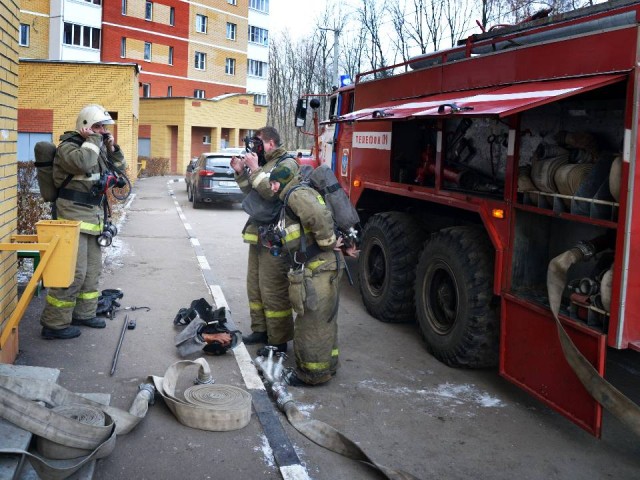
186;152;244;208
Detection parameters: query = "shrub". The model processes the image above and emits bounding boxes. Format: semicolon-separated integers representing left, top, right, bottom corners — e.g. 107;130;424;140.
144;157;170;176
17;161;51;234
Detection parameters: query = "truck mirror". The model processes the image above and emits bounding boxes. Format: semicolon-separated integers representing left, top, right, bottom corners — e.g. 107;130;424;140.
295;99;307;128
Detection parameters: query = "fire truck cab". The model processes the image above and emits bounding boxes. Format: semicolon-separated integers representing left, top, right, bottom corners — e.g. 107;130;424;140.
301;0;640;437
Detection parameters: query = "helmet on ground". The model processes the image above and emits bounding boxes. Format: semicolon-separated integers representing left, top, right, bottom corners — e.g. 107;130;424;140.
76;104;115;131
269;165;295;188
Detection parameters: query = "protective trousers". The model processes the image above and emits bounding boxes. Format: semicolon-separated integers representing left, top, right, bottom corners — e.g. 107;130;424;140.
294;265;343;385
41;232;102;329
246;244;294;345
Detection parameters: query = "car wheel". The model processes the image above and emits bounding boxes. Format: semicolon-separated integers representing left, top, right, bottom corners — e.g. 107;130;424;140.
187;184;193;202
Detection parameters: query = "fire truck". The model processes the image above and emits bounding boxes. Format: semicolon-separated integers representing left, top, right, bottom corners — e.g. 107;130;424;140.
296;0;640;437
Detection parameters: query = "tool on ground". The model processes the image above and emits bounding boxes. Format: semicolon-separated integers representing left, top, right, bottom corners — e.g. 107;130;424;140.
124;306;150;312
254;349;420;480
127;318;136;330
97;289;123;319
110;314;129;376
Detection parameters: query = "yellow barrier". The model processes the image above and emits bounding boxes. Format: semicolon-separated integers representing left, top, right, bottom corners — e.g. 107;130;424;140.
36;220;81;287
0;220;81;352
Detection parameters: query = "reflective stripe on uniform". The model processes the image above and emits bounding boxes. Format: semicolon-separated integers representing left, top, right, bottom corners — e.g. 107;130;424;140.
332;348;339;357
316;233;336;247
72;173;101;182
249;301;263;311
77;291;99;300
243;232;258;244
265;308;293;319
283;223;311;243
82;142;100;155
251;172;269;188
58;217;102;232
301;361;330;371
46;295;75;308
315;194;326;205
308;259;325;270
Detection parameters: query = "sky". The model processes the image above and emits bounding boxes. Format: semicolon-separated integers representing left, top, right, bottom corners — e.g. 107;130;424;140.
269;0;332;39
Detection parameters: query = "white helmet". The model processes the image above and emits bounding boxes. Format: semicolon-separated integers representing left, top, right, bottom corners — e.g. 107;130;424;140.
75;104;115;131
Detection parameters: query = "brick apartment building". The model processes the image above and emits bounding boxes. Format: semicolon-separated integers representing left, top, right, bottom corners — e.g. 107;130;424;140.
16;0;269;173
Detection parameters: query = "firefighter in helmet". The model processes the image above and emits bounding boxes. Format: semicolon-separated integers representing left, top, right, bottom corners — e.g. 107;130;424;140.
267;164;352;386
230;126;299;354
40;104;126;339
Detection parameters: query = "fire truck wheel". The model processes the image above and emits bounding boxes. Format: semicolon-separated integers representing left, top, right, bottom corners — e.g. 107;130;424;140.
415;226;499;368
358;212;426;323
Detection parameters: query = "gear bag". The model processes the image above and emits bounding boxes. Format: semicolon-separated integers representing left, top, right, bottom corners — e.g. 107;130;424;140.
33;141;73;202
97;289;124;317
174;298;241;356
299;164;360;234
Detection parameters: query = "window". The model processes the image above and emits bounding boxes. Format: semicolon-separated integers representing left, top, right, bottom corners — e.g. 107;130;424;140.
196;14;208;33
83;0;101;4
120;37;126;57
195;52;206;70
194;89;205;99
225;58;236;75
203;135;211;144
63;22;101;50
122;0;127;15
226;23;236;40
142;83;150;97
228;0;237;4
167;86;172;97
19;24;29;46
144;42;152;61
247;59;267;77
248;26;268;46
169;7;175;26
254;94;268;106
168;46;174;65
249;0;269;13
145;1;153;20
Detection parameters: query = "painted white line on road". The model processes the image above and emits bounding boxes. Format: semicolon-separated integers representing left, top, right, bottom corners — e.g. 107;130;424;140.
197;256;210;270
190;238;200;246
280;465;312;480
208;284;229;309
234;343;267;391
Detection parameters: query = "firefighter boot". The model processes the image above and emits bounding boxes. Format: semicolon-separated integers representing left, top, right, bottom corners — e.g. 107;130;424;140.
242;331;268;345
72;317;106;328
41;326;81;340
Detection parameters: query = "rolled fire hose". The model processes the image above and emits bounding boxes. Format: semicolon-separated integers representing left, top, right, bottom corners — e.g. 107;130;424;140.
609;155;621;202
256;353;420;480
547;249;640;437
531;155;569;193
0;359;251;480
149;357;251;431
0;374;153;480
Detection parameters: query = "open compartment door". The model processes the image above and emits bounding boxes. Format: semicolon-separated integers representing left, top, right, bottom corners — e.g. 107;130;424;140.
501;294;607;437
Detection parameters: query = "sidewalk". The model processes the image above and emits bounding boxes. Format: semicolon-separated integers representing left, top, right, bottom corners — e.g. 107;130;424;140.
11;176;289;479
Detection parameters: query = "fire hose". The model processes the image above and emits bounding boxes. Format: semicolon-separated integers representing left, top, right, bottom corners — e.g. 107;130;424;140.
255;349;420;480
547;247;640;437
0;359;251;480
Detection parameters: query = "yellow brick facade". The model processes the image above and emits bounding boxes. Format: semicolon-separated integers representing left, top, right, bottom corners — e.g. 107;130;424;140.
140;94;266;174
127;1;173;25
18;61;140;173
188;44;247;85
18;9;50;59
0;0;20;363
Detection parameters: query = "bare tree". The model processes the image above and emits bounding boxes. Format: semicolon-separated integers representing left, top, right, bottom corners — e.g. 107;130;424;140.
357;0;391;77
443;0;473;47
423;0;444;51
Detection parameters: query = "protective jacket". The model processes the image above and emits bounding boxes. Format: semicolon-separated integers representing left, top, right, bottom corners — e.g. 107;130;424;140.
277;177;343;385
236;147;298;244
54;131;126;235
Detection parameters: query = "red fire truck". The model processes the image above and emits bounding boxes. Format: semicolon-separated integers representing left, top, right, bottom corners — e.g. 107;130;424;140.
296;0;640;437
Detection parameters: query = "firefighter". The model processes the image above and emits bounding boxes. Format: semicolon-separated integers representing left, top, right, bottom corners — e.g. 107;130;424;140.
231;127;299;354
40;104;126;339
267;164;355;386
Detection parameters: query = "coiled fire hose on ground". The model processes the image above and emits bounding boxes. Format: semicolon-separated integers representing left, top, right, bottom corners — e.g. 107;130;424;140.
255;350;421;480
547;248;640;437
0;359;251;480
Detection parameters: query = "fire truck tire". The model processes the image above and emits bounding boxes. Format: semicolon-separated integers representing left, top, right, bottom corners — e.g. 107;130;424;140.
358;212;426;323
415;226;499;368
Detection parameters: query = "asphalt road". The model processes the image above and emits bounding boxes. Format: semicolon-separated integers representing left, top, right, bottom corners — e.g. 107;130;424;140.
12;175;640;480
